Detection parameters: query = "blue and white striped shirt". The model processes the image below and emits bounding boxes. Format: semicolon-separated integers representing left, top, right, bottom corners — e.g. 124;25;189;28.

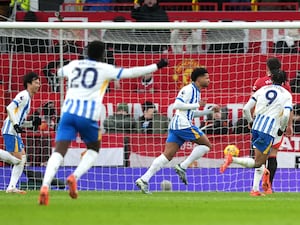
169;83;200;130
57;59;158;121
2;90;31;136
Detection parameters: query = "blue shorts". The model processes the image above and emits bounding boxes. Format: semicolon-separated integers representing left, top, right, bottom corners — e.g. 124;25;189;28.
252;130;274;155
166;126;204;147
55;113;100;144
3;134;24;153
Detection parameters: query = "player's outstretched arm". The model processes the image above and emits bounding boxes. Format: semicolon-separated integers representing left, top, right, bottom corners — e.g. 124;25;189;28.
120;59;168;79
194;105;220;117
173;99;200;110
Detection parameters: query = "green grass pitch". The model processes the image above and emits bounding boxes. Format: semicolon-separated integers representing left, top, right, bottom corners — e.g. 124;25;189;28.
1;191;300;225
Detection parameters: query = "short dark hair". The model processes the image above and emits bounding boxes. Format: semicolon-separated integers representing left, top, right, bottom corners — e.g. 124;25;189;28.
191;67;208;82
267;57;281;71
87;41;105;61
142;101;156;112
23;72;39;89
270;69;287;85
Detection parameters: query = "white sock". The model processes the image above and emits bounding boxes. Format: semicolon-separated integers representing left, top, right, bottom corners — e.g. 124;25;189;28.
232;157;255;168
141;154;169;183
0;149;21;165
73;150;98;180
42;152;64;187
7;155;26;190
180;145;209;170
252;164;265;191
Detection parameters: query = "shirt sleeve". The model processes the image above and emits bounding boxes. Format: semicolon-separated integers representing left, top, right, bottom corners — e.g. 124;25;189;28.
243;95;257;123
173;86;200;110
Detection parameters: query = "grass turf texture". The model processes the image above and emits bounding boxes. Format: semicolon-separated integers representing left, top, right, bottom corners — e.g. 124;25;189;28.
1;191;300;225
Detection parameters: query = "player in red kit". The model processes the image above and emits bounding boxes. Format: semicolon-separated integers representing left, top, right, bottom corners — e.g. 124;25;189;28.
251;57;293;194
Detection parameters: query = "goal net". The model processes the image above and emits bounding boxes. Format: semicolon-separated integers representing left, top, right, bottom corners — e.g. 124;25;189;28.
0;21;299;192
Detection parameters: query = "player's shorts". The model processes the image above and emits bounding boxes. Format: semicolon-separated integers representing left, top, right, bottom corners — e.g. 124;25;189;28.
56;112;100;144
251;130;274;155
166;125;204;147
3;134;24;153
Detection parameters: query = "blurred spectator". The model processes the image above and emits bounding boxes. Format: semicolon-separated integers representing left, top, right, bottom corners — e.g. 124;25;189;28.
225;0;251;11
103;103;137;133
133;73;159;93
39;101;59;132
10;0;30;12
290;72;300;93
26;101;57;167
200;106;233;135
42;58;70;92
131;0;170;53
131;0;169;22
138;101;169;134
293;104;300;134
234;117;251;134
170;29;202;54
30;101;59;132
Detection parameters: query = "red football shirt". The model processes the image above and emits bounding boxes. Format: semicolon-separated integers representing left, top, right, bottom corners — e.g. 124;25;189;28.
252;75;292;93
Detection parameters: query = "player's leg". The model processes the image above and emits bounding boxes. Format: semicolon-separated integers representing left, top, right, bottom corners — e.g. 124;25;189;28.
262;136;282;194
179;128;211;170
250;147;270;196
251;164;266;193
173;126;210;185
0;145;21;165
0;135;22;164
67;118;100;199
4;135;26;194
39;113;76;205
136;142;179;194
263;148;277;194
136;130;182;193
220;130;272;173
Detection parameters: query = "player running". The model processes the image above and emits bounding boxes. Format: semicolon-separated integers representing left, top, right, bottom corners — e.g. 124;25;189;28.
136;67;219;194
252;57;293;194
220;69;293;196
0;72;40;194
39;40;168;205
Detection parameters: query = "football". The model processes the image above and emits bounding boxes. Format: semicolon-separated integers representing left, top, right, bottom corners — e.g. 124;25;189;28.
223;144;240;157
160;180;172;191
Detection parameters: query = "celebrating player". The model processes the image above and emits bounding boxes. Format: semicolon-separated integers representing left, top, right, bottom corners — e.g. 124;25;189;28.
220;69;293;196
136;67;219;194
252;57;293;194
0;72;40;194
38;40;168;205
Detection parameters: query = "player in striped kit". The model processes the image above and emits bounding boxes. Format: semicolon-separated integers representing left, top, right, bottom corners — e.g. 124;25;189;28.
0;72;40;194
39;41;168;205
220;69;293;196
136;67;219;194
252;57;294;194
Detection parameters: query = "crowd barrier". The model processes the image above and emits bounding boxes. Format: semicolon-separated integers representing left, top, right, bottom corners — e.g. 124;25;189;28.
24;132;300;168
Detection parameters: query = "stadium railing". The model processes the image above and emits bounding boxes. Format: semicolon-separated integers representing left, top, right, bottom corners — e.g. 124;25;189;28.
60;2;299;12
222;2;299;11
60;2;218;12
